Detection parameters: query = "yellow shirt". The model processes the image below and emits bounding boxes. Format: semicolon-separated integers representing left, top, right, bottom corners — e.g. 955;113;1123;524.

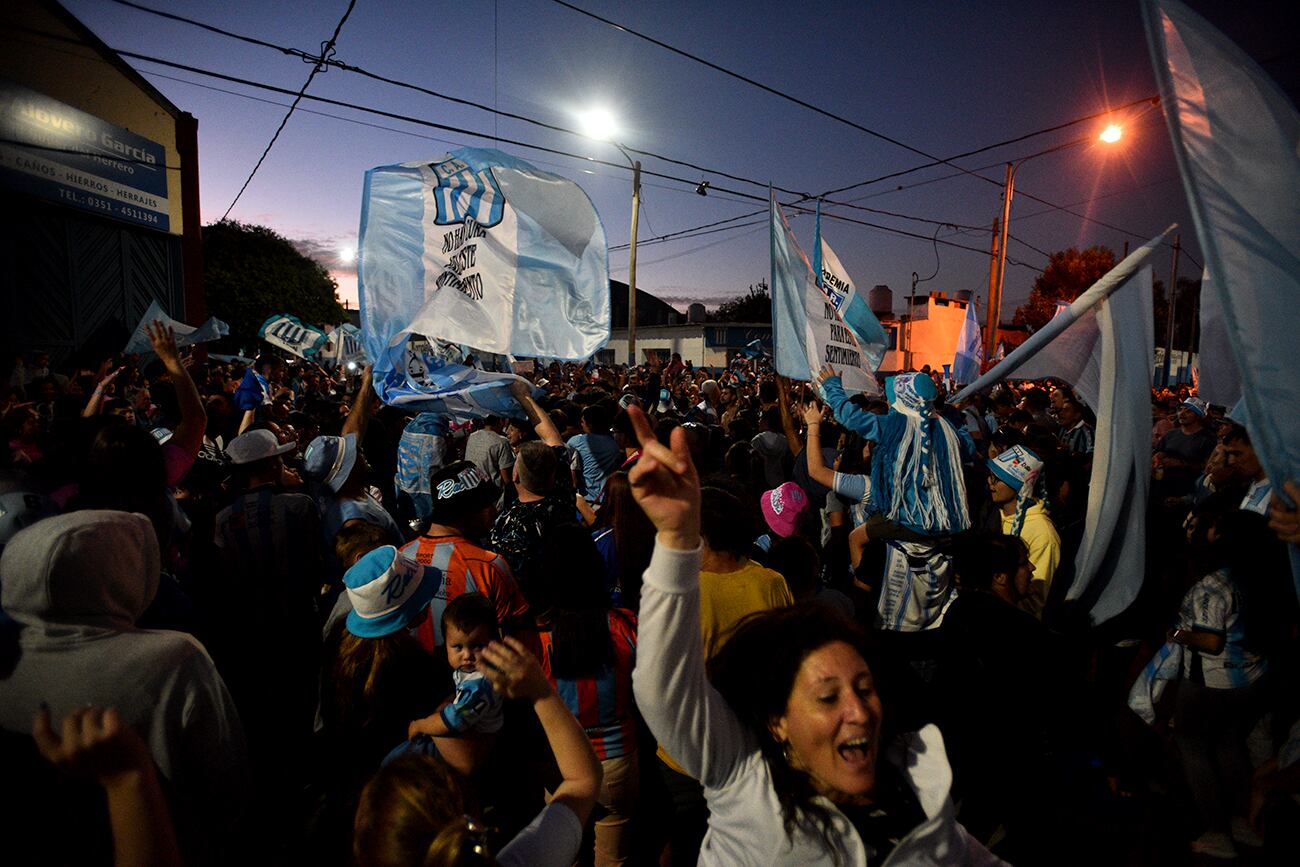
658;560;793;774
1000;501;1061;619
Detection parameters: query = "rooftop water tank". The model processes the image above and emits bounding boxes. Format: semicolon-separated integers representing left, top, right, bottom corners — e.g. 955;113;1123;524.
869;284;893;316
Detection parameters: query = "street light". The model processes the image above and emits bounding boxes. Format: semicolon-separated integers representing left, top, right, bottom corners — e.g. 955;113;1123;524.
579;107;641;367
983;128;1124;360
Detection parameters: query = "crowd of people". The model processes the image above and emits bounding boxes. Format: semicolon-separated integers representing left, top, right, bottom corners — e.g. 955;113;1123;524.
2;329;1298;866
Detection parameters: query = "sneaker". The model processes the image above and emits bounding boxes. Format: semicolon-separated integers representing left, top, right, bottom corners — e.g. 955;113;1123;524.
1230;816;1263;848
1190;830;1237;859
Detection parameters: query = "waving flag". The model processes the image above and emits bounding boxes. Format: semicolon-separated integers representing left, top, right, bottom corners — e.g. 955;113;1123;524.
358;147;610;368
259;313;329;360
813;203;889;374
1143;0;1300;596
950;297;983;384
953;239;1166;625
771;193;878;395
123;300;228;355
325;323;365;368
373;336;525;421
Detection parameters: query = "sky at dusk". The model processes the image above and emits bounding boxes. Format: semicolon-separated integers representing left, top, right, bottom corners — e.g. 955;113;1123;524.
59;0;1277;319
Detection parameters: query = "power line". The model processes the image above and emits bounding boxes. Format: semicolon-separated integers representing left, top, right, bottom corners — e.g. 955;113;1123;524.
107;49;1044;269
97;0;1165;248
103;0;814;200
140;68;755;206
222;0;358;219
816;96;1162;199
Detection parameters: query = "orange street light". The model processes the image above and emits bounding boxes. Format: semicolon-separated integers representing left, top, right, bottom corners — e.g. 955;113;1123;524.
1100;124;1123;143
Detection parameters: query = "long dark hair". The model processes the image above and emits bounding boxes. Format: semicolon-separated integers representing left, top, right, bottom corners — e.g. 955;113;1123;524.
538;523;614;679
708;603;880;860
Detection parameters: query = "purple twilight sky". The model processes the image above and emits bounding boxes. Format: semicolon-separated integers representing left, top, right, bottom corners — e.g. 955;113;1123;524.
59;0;1287;317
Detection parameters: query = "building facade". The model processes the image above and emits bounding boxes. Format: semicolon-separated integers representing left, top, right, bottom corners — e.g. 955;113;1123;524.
1;0;203;365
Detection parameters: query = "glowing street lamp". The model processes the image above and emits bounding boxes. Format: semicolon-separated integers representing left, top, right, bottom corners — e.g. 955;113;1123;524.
983;126;1125;359
580;107;641;366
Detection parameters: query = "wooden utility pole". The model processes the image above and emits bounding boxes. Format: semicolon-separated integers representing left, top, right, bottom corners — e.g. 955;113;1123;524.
985;218;1001;361
990;163;1015;361
627;160;642;366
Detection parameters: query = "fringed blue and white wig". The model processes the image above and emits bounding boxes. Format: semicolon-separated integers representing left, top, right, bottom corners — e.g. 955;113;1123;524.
872;373;971;535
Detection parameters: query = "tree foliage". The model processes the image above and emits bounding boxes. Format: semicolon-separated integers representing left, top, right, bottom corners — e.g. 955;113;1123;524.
1012;246;1116;331
710;280;771;323
202;220;344;346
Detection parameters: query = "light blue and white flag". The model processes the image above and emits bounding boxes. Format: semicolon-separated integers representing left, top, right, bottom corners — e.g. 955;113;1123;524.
814;203;889;374
259;313;329;360
953;251;1162;625
771;193;878;395
123;300;229;355
358;147;610;366
1143;0;1300;595
373;335;525;421
951;297;983;384
325;323;365;368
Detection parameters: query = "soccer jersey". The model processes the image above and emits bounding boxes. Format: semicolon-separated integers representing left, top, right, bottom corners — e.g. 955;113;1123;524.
832;471;871;528
1060;421;1095;455
1241;478;1273;516
441;669;504;734
401;534;530;651
1176;569;1267;689
539;609;638;760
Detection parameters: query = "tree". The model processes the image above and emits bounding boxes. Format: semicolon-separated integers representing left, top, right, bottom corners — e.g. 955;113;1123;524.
710;280;771;323
202;220;345;346
1012;246;1116;332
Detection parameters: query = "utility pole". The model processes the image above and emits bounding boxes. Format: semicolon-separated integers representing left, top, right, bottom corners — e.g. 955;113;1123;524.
985;218;1001;361
627;160;642;367
1160;234;1182;386
991;162;1015;361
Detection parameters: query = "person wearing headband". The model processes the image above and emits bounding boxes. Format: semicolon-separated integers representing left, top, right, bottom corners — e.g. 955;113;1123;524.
987;446;1060;620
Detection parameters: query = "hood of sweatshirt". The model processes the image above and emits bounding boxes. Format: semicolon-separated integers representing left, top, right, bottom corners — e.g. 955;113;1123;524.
0;510;160;630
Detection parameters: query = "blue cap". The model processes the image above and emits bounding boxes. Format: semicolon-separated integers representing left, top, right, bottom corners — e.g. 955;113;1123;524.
303;433;357;493
344;546;442;638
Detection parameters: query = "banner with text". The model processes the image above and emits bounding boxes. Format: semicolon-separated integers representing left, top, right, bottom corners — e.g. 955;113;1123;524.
358;146;610;380
770;193;877;395
814;204;888;378
0;80;172;232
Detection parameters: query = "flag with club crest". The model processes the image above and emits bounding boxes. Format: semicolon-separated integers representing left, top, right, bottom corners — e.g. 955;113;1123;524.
358;147;610;419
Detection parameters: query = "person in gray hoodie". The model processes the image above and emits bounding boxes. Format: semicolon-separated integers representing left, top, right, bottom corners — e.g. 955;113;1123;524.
0;510;249;865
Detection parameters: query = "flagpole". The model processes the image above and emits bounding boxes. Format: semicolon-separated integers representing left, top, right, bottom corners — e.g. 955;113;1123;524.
1160;233;1181;386
952;225;1176;402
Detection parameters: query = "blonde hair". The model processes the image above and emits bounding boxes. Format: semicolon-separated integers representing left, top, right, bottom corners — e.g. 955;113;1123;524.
353;754;496;867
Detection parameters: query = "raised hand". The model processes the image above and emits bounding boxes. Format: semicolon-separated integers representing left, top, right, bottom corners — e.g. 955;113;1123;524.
478;637;553;702
802;402;826;426
815;364;838;385
33;706;153;789
625;405;700;551
145;321;182;371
